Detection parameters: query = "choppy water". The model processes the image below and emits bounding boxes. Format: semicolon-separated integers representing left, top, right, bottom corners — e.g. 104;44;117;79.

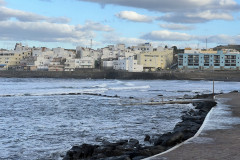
0;78;239;160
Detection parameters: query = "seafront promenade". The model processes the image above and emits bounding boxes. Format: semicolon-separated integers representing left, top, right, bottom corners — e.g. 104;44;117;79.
146;92;240;160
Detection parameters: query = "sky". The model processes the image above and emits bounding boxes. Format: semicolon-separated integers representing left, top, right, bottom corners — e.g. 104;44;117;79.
0;0;240;49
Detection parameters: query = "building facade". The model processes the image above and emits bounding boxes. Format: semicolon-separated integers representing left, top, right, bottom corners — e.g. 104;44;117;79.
75;57;95;69
137;48;173;71
178;51;240;70
0;51;32;70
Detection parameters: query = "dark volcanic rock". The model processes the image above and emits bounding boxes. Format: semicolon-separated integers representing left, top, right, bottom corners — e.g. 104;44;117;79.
144;134;150;142
128;139;139;146
132;156;147;160
154;131;184;147
102;155;131;160
193;93;214;99
154;100;217;147
63;144;98;160
162;131;184;147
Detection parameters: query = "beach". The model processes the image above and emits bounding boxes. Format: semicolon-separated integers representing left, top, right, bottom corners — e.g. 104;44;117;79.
147;92;240;160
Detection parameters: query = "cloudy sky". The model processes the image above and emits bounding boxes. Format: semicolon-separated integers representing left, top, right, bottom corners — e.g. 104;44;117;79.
0;0;240;49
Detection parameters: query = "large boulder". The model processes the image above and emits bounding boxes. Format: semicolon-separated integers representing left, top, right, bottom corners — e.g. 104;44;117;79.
162;131;184;147
63;144;98;160
154;132;172;146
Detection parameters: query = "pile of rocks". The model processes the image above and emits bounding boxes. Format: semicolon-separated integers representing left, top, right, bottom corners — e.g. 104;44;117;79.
63;100;217;160
63;139;165;160
154;100;217;147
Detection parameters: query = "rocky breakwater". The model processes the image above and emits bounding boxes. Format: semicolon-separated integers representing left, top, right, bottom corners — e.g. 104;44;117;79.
63;99;217;160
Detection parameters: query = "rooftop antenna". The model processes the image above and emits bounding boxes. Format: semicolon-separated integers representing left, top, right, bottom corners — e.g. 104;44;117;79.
90;39;92;49
206;38;208;50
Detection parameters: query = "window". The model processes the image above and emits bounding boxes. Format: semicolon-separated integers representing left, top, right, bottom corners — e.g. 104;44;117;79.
214;55;220;66
204;55;209;66
178;55;183;66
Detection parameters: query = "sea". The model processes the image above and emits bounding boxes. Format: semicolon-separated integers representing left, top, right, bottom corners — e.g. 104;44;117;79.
0;78;240;160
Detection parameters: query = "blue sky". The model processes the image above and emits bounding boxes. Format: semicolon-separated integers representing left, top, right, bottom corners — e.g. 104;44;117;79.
0;0;240;49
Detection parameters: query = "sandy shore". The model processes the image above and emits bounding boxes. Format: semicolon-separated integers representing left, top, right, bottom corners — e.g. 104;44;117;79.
146;92;240;160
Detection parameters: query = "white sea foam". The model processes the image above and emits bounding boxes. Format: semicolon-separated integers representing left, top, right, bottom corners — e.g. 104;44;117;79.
92;83;108;88
124;82;135;86
109;85;150;91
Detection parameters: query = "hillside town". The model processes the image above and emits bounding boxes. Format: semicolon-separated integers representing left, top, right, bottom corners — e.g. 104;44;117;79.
0;43;240;72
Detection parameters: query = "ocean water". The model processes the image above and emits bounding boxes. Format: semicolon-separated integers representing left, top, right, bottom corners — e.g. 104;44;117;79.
0;78;240;160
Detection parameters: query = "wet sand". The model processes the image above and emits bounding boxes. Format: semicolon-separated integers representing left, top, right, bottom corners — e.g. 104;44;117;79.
147;92;240;160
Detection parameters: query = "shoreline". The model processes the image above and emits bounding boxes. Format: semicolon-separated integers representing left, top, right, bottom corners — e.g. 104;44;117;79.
146;92;240;160
63;94;217;160
1;70;240;81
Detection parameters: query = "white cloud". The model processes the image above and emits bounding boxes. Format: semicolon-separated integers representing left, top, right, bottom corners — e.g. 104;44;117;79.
142;30;193;41
160;23;194;30
78;0;240;12
159;10;234;23
0;21;89;41
0;4;114;46
0;0;5;5
77;20;114;32
116;11;153;22
219;0;238;6
142;30;240;45
186;10;233;21
0;6;70;23
207;34;240;44
0;20;113;45
78;0;240;23
103;33;146;46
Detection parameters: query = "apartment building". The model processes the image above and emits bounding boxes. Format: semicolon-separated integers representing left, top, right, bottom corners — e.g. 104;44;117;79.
137;47;174;71
112;56;143;72
178;50;240;70
34;50;54;70
132;43;154;52
76;47;102;60
48;57;65;71
75;57;95;69
64;59;76;71
0;50;32;70
128;56;143;72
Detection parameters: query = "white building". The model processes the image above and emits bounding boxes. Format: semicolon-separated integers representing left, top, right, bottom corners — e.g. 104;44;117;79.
65;59;76;71
34;50;54;70
101;44;127;60
48;57;65;71
113;56;143;72
102;61;114;69
75;57;95;69
128;56;143;72
132;43;154;52
14;43;31;52
113;60;119;70
118;57;129;70
101;46;118;60
76;47;102;60
33;47;75;71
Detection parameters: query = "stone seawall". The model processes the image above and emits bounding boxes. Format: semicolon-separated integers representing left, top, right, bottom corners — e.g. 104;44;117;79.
0;70;240;81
